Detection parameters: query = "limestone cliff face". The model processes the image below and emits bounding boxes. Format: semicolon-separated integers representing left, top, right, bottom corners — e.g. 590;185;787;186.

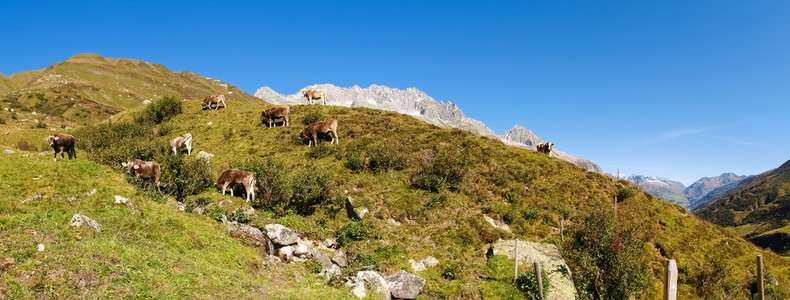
255;84;601;173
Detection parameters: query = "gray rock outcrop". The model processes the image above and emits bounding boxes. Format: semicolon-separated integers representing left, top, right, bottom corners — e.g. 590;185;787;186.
359;271;391;300
264;224;300;246
69;214;101;232
384;270;426;299
409;256;439;272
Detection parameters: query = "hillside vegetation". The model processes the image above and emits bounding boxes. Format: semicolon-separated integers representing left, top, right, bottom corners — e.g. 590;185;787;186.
11;96;781;299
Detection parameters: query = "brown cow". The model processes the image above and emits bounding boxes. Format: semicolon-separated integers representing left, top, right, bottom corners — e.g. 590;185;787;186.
46;133;76;162
299;119;339;147
170;133;193;155
216;169;256;202
536;142;554;155
122;159;161;191
202;93;226;110
261;106;290;127
301;88;327;105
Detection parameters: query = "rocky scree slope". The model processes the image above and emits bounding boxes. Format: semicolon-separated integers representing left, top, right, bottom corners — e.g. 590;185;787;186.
255;84;601;173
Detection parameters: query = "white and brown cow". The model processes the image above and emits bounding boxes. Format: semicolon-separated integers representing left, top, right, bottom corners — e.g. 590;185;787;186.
122;159;161;191
216;169;256;202
301;88;327;105
170;133;193;155
536;142;554;155
299;119;339;147
46;133;76;162
202;93;226;110
261;106;290;127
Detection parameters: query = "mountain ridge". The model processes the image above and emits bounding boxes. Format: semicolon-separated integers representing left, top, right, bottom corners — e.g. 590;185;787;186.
255;84;602;173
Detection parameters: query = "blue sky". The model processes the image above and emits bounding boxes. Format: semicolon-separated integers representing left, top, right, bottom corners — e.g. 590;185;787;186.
2;1;789;185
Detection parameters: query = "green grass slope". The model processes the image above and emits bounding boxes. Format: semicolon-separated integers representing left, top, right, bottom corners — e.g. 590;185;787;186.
2;53;260;125
65;99;790;299
0;73;18;95
0;152;353;299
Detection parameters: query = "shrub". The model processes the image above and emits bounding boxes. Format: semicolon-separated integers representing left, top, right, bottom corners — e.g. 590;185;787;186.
134;95;182;125
350;251;378;268
0;117;5;124
146;189;166;203
302;109;324;125
308;142;336;159
205;205;227;222
516;267;551;300
16;140;36;151
616;186;636;201
413;171;447;193
337;220;370;248
506;188;521;204
304;258;323;273
566;209;651;299
345;151;365;172
426;193;448;209
232;209;251;223
367;142;406;173
160;155;214;201
441;262;462;280
236;159;292;212
412;146;470;192
290;168;338;215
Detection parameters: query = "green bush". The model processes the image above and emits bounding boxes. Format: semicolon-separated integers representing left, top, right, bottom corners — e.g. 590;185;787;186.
516;267;551;300
236;159;293;212
160;155;214;201
232;209;252;223
413;146;470;192
304;258;323;273
205;205;227;223
413;171;448;193
16;140;36;151
566;209;651;299
345;151;365;172
367;142;406;173
616;186;636;201
308;142;336;159
441;262;462;280
290;168;337;215
135;95;182;125
302;109;324;125
337;220;370;248
506;188;521;204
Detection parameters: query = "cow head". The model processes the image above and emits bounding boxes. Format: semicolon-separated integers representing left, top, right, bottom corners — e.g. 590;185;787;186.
46;135;58;149
298;129;309;140
121;161;140;174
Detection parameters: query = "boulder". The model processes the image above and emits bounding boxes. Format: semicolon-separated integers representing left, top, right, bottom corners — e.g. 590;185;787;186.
142;100;152;105
346;276;366;299
3;149;15;154
492;239;577;300
323;238;337;249
223;218;271;252
358;271;390;300
409;256;439;272
321;263;342;278
69;214;101;232
114;195;138;213
197;151;214;161
264;224;300;246
332;251;347;267
218;199;233;207
484;215;511;232
278;246;294;263
384;271;425;299
87;189;97;196
310;250;334;269
345;197;367;220
293;243;309;257
387;218;401;226
37;244;45;252
20;194;44;204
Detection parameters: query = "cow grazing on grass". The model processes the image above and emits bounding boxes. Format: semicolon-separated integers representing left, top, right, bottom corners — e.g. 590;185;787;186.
122;159;161;191
216;169;256;202
301;88;327;105
261;106;290;127
536;142;553;155
170;133;193;155
46;133;76;162
202;93;226;110
299;119;339;147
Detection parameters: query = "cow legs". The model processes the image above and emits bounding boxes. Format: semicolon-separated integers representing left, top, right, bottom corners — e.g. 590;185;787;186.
172;147;177;155
222;182;230;195
222;99;227;109
53;151;57;162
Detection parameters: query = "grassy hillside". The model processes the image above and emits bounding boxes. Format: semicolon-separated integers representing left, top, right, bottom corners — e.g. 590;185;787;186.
0;151;355;299
50;97;790;299
696;161;790;254
1;53;260;125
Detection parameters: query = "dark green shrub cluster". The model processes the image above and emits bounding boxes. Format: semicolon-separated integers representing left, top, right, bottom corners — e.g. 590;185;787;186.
16;140;35;151
304;258;323;273
302;109;324;125
337;220;370;248
516;267;551;300
366;142;406;173
74;118;157;166
412;146;470;192
231;209;252;223
345;151;365;172
441;262;462;280
237;160;337;216
134;95;182;125
291;168;339;215
205;205;228;222
160;154;214;201
616;186;636;201
236;159;292;211
566;209;651;299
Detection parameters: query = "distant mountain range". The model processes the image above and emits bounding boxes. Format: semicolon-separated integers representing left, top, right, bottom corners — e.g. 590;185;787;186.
255;84;601;172
619;173;748;209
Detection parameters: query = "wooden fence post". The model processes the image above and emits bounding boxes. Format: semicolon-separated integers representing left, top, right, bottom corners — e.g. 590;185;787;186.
560;220;564;243
614;196;618;214
514;239;518;283
535;261;544;300
758;255;765;300
664;259;677;300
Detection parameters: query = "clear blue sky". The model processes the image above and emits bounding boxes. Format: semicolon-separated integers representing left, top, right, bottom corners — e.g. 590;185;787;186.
3;1;790;185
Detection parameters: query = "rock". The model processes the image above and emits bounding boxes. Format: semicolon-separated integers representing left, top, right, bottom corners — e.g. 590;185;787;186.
22;154;30;157
31;111;36;115
409;256;439;272
358;271;391;300
50;128;56;131
21;194;44;204
492;239;577;300
3;149;15;154
385;271;425;299
232;206;255;217
206;121;213;126
37;244;45;252
224;218;271;253
38;151;48;156
87;189;97;196
387;218;401;226
321;263;342;278
310;250;334;270
114;195;138;213
176;202;186;211
67;196;76;202
345;197;366;220
332;251;347;267
196;151;214;161
278;246;294;263
293;243;309;257
218;199;233;207
194;207;205;215
142;100;152;105
348;277;366;299
484;215;511;232
64;126;72;130
264;224;300;246
323;238;337;249
69;214;101;232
